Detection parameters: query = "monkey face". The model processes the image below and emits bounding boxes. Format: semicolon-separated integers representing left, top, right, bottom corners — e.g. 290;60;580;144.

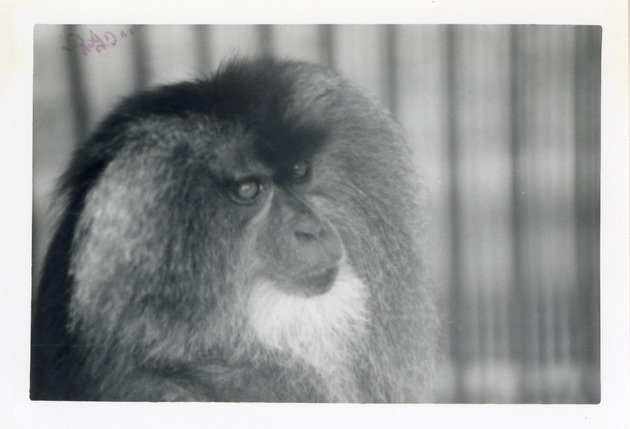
189;117;374;370
213;143;346;297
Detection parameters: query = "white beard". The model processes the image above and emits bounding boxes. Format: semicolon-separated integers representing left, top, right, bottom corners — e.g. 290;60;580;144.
246;263;369;384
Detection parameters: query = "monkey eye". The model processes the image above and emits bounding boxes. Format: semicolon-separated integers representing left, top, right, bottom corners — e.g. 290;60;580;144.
290;161;310;182
229;179;263;204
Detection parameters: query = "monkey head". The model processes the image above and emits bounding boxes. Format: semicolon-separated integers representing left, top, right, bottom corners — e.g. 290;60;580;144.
32;58;438;402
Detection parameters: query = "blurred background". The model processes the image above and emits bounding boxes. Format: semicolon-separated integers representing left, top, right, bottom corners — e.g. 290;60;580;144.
32;24;601;404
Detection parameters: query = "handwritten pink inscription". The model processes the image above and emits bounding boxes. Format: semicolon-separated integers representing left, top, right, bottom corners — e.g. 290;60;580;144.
62;26;136;57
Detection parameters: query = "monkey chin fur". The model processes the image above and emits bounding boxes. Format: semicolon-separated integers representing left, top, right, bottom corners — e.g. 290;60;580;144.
246;263;369;396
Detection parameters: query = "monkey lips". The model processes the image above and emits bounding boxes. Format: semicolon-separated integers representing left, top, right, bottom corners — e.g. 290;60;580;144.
276;266;340;297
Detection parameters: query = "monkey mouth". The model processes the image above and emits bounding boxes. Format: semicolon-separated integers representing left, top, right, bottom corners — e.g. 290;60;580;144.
293;266;339;297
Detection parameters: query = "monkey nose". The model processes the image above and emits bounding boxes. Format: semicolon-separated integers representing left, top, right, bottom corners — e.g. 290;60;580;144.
294;215;323;240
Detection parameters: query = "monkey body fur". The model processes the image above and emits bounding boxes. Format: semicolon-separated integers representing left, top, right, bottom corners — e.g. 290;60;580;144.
31;59;438;402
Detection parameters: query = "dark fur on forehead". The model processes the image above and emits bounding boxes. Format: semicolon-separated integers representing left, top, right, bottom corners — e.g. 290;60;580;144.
204;58;329;171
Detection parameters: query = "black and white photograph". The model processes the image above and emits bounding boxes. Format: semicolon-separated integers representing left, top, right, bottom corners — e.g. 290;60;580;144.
1;1;629;428
31;23;601;404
